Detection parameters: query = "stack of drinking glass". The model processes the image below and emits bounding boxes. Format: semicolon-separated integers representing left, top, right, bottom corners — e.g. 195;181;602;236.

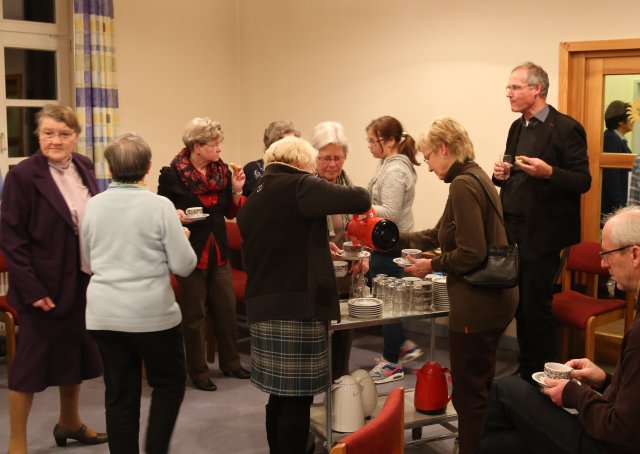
371;274;434;315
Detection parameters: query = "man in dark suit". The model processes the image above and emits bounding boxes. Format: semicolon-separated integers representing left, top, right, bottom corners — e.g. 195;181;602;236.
493;62;592;380
601;100;633;217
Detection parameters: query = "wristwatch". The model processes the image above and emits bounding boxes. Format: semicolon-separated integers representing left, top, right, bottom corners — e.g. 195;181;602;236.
232;189;243;196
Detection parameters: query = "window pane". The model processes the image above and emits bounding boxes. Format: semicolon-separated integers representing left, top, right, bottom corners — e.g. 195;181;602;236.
3;0;55;23
7;106;39;158
5;48;57;99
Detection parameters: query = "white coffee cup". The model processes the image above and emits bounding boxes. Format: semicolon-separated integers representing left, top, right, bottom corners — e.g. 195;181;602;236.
401;249;422;260
343;241;363;255
185;207;203;217
333;261;348;278
544;362;572;380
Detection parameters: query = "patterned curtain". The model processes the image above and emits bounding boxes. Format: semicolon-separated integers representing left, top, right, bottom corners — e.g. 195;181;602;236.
73;0;119;191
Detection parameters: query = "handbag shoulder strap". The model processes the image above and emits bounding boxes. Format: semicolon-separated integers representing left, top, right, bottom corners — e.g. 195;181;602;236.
462;172;504;226
462;172;515;244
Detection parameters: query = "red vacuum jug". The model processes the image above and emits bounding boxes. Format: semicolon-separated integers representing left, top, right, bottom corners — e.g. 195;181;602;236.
346;208;399;252
414;361;452;414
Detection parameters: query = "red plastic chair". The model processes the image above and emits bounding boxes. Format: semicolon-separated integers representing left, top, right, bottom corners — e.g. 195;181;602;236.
0;250;17;378
551;241;634;361
225;221;248;325
330;387;405;454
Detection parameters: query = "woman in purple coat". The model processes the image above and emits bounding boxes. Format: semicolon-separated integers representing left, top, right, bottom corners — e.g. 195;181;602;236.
0;105;106;452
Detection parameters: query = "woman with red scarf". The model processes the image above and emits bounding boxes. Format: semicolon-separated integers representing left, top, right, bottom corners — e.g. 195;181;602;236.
158;117;251;392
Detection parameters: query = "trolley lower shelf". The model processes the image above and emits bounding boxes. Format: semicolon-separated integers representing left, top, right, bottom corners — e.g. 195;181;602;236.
310;389;458;449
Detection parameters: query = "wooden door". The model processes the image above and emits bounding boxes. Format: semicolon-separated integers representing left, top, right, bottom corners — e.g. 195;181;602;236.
559;39;640;242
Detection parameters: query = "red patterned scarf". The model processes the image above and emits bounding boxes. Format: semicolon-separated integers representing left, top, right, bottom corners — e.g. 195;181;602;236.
171;148;229;194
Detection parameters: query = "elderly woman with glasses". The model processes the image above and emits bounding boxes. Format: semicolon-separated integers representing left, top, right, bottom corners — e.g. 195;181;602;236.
237;136;371;454
0;105;106;452
158;117;251;393
310;121;369;378
402;117;518;454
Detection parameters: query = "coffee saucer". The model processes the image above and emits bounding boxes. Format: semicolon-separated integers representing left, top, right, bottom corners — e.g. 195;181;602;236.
532;372;580;388
185;213;209;221
392;257;413;267
338;250;371;260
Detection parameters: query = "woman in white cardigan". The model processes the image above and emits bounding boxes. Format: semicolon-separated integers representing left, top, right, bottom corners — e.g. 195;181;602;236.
365;116;423;384
82;133;197;454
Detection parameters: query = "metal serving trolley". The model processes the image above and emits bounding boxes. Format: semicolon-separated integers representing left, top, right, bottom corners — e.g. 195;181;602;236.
309;300;458;450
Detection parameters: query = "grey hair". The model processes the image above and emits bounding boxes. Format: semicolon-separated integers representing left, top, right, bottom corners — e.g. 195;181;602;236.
104;133;152;183
512;62;549;99
604;206;640;247
309;121;349;156
182;117;224;152
263;121;300;149
35;104;81;135
264;136;317;169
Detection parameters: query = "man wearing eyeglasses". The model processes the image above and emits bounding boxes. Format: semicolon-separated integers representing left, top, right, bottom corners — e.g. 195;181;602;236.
479;206;640;454
493;62;592;382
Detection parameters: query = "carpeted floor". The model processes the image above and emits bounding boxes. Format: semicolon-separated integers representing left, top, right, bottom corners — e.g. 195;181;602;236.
0;327;520;453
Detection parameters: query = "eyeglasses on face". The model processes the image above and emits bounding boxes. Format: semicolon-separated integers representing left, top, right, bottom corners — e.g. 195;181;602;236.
366;138;384;145
598;244;633;259
505;84;535;93
316;155;345;164
40;130;76;142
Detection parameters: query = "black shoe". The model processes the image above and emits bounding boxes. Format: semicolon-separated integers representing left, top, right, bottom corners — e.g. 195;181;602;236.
192;378;217;391
53;424;108;447
222;367;251;379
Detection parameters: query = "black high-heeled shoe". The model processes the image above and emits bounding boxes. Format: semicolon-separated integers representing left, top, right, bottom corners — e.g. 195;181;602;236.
53;424;108;447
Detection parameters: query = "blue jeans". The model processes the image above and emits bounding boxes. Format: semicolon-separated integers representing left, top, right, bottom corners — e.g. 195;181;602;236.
368;251;405;363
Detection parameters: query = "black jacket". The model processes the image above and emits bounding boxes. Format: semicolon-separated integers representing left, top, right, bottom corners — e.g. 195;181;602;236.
158;165;233;261
237;163;370;323
494;105;592;254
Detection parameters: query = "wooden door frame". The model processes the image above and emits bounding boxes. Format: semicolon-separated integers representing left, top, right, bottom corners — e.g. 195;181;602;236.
558;38;640;242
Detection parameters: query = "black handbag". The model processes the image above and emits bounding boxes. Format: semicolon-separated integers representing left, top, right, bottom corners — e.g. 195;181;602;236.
462;173;519;289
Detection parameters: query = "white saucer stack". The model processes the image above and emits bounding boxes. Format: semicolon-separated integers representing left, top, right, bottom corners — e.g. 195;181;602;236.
432;276;449;310
347;298;383;319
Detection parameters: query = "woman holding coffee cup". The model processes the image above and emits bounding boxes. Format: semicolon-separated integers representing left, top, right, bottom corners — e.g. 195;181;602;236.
400;117;518;454
158;117;251;392
310;120;369;378
0;105;106;451
237;136;371;454
82;133;197;452
365;115;423;385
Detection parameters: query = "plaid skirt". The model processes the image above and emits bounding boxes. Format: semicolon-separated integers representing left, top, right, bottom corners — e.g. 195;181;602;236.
250;319;328;396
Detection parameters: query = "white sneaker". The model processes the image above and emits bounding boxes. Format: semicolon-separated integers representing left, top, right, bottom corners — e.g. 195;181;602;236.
368;358;405;384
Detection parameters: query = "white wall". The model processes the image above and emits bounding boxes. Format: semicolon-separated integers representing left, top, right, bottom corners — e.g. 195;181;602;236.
114;0;640;228
112;0;239;188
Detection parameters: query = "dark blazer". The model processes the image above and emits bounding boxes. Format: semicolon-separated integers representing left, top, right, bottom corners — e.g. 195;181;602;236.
0;151;99;318
237;163;371;323
493;105;592;254
601;128;631;215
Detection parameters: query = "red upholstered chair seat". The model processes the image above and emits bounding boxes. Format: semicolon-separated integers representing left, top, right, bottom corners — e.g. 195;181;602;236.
0;250;17;377
231;269;247;304
551;241;634;361
553;291;626;328
170;273;180;300
331;387;405;454
0;294;17;320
